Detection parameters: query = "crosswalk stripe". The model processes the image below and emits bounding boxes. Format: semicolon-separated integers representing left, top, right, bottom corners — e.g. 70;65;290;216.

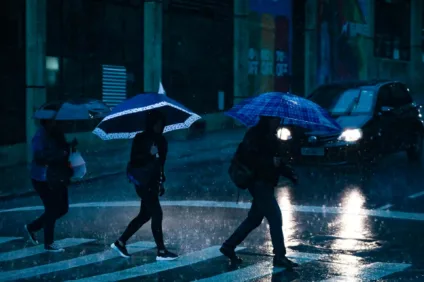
194;252;325;282
67;246;246;282
195;261;278;282
0;237;22;245
0;238;94;262
0;241;156;281
319;262;411;281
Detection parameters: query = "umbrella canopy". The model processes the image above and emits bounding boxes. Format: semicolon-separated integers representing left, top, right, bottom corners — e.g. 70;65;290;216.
226;92;341;131
92;93;201;140
33;99;111;120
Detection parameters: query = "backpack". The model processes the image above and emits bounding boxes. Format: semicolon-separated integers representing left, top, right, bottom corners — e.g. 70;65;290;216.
228;142;254;190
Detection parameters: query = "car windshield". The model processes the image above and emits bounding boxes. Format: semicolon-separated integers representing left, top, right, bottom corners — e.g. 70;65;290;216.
309;86;375;115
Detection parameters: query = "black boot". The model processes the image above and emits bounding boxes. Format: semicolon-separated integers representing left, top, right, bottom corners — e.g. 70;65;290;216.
220;245;243;264
273;256;299;268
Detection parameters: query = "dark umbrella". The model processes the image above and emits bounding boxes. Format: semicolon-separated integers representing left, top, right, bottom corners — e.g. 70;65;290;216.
226;92;341;131
33;99;111;120
92;93;201;140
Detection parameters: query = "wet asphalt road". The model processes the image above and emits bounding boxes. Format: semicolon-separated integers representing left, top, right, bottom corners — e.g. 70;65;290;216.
1;150;424;281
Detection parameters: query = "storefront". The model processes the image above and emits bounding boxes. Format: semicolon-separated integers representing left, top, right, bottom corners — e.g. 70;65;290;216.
248;0;293;96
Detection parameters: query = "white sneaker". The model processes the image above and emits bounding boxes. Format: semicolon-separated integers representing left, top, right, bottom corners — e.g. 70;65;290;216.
45;243;65;252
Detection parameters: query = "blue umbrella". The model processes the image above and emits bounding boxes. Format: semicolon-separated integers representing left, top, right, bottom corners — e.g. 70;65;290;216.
33;99;111;120
226;92;341;131
93;93;201;140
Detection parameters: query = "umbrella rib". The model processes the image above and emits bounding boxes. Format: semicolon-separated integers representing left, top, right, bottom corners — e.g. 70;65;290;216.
103;101;200;122
93;109;201;140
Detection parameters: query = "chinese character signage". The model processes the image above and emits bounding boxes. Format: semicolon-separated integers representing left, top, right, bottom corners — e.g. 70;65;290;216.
316;0;369;84
248;0;292;95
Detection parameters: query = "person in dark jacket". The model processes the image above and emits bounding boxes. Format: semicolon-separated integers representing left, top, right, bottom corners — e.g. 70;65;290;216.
111;110;178;261
220;116;299;268
25;119;75;252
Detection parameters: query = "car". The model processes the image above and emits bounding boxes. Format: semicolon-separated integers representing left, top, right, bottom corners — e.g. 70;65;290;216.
277;80;424;166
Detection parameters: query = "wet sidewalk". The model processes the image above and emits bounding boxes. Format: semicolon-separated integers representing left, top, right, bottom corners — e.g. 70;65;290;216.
0;128;245;200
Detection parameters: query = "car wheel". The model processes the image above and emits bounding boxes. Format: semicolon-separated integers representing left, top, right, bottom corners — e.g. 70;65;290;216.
407;133;423;162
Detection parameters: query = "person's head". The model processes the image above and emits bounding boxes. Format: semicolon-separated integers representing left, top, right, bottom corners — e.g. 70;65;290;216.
257;116;281;133
39;119;56;131
146;110;166;134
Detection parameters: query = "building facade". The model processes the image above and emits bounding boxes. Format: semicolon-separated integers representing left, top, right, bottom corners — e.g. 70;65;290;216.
305;0;424;96
1;0;302;166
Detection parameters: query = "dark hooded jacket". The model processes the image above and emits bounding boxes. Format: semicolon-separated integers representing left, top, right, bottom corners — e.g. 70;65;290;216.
31;123;72;183
129;110;168;183
238;117;293;187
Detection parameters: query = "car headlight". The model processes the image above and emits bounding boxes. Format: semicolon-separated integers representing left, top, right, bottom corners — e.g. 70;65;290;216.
338;128;362;142
277;127;292;140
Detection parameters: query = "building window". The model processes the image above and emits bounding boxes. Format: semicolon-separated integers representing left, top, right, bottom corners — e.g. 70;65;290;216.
374;0;411;61
102;65;127;107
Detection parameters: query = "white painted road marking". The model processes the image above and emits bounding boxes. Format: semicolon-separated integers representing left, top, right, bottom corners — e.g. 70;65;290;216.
319;262;411;281
194;252;325;282
67;246;246;282
0;238;94;262
194;261;280;282
0;238;411;282
0;237;22;244
1;200;424;222
408;190;424;199
0;241;155;281
376;204;393;210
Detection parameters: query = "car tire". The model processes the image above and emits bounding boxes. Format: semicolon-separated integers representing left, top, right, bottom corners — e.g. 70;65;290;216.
407;133;423;162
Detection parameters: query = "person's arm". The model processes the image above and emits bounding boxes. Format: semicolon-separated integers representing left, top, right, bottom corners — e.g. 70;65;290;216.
32;132;67;164
158;137;168;183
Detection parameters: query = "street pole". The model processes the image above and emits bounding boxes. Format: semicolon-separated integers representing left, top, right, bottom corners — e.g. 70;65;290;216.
144;0;163;92
25;0;47;163
233;0;249;105
409;0;423;91
304;0;318;96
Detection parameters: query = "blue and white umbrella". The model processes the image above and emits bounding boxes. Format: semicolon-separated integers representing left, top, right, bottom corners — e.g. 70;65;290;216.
33;99;111;120
93;93;201;140
226;92;341;131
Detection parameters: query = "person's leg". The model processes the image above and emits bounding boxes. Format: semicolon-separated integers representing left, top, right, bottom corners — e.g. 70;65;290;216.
223;199;264;249
39;183;69;252
27;180;50;232
54;183;69;220
255;185;298;268
144;190;178;260
27;180;58;248
112;186;151;258
148;194;165;250
252;186;285;257
119;199;151;244
221;184;264;262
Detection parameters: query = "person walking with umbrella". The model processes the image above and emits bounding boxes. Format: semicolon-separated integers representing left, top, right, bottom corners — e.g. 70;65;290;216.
110;110;178;260
92;92;200;260
222;92;341;268
24;119;77;252
221;115;299;268
24;98;108;251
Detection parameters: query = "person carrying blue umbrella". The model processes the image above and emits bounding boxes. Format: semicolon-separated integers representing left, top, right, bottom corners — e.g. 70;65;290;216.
110;110;178;260
93;93;201;260
221;92;341;268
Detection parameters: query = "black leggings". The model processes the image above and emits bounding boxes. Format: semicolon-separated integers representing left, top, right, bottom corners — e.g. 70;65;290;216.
27;179;69;246
119;186;165;250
